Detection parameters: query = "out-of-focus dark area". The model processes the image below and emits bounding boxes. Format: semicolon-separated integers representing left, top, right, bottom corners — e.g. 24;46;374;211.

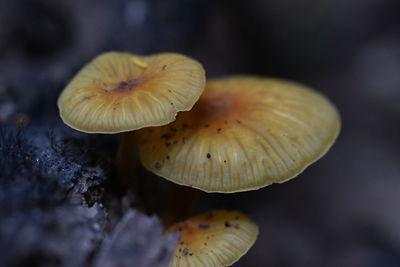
0;0;399;266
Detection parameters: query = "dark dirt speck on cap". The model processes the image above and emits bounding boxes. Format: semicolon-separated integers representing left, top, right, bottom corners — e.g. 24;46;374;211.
154;162;162;169
224;221;232;227
181;123;189;130
206;153;211;159
182;248;189;255
161;133;172;140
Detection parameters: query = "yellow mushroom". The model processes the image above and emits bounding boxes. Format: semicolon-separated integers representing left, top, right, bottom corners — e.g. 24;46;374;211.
166;210;258;267
136;76;340;193
58;52;205;133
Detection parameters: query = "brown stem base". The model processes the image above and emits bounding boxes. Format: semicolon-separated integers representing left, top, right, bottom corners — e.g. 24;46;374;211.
162;185;201;228
115;132;137;188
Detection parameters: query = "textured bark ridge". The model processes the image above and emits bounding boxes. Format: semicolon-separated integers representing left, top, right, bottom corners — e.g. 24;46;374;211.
95;210;178;267
0;126;176;267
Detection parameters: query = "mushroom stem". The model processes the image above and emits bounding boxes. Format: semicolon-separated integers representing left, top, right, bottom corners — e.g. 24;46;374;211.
162;185;201;228
116;132;137;188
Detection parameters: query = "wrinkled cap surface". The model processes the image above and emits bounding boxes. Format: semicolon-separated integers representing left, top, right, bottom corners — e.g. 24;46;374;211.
58;52;205;133
166;210;258;267
137;76;341;192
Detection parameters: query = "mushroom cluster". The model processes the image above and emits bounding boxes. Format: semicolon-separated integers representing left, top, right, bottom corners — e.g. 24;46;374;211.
58;51;340;266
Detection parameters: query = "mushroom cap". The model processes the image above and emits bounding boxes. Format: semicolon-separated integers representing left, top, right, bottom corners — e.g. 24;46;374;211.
166;210;258;267
137;76;341;192
57;52;205;133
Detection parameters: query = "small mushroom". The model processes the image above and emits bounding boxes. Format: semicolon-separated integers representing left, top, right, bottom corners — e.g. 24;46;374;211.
58;52;205;133
166;210;258;267
136;76;340;192
57;52;205;185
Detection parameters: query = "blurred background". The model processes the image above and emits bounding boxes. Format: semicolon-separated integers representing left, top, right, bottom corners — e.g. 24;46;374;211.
0;0;399;266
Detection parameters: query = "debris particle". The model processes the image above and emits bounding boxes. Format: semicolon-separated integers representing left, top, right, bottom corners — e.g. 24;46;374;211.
236;120;241;123
182;137;188;144
131;56;148;68
182;248;189;255
217;128;221;133
162;65;167;71
166;142;171;147
204;124;209;128
224;221;232;227
154;162;162;169
206;153;211;159
161;133;172;140
166;155;170;160
223;160;227;163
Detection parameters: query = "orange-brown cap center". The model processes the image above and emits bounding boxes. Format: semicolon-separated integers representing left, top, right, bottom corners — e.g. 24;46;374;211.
176;90;251;133
194;92;234;121
106;78;145;93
